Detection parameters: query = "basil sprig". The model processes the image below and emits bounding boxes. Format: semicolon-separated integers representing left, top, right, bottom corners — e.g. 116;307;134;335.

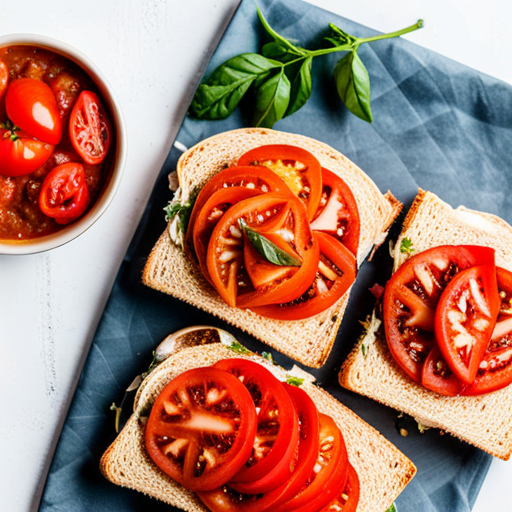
239;219;301;267
189;8;423;126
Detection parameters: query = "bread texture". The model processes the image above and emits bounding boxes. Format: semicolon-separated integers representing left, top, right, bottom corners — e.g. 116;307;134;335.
142;128;401;368
100;328;416;512
339;189;512;460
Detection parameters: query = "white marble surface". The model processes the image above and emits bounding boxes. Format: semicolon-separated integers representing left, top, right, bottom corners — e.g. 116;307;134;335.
0;1;510;511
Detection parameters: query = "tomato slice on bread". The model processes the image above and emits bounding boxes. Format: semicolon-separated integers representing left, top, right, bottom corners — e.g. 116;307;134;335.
383;245;496;382
145;366;257;492
464;267;512;395
197;383;320;512
252;232;356;320
310;168;360;257
237;144;322;221
435;264;500;384
319;463;360;512
275;413;348;512
213;359;299;494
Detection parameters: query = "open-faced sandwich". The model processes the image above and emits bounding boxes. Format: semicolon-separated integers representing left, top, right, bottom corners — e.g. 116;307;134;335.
143;128;401;367
339;189;512;460
100;326;416;512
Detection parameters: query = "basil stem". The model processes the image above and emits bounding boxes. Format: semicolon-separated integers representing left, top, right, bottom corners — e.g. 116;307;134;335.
189;7;423;126
239;219;301;267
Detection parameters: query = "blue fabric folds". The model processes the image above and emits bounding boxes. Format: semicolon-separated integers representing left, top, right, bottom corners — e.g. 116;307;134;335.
40;0;512;510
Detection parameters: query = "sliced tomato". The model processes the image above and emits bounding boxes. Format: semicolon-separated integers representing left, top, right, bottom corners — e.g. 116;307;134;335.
69;90;112;165
144;366;257;492
251;232;356;320
5;78;62;145
192;186;261;284
275;413;348;512
212;359;299;494
383;245;496;382
197;384;319;512
0;127;54;177
38;162;90;225
319;464;360;512
207;193;319;308
310;168;360;257
237;144;322;221
49;71;82;120
465;267;512;395
186;165;293;252
435;264;500;383
421;345;463;396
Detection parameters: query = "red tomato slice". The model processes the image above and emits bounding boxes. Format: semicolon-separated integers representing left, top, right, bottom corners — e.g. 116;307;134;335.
319;463;360;512
310;168;360;257
69;90;112;165
145;366;257;492
197;384;319;512
383;245;496;382
207;193;319;308
421;345;463;396
38;162;90;225
193;186;261;285
186;165;293;252
6;78;62;145
0;127;54;177
213;359;299;494
237;144;322;221
275;413;348;512
251;232;356;320
435;264;500;383
464;267;512;395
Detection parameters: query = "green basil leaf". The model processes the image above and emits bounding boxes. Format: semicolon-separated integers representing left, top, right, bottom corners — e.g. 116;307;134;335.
189;53;280;120
386;504;398;512
251;68;291;128
334;50;372;123
285;56;312;117
257;7;307;56
239;219;301;267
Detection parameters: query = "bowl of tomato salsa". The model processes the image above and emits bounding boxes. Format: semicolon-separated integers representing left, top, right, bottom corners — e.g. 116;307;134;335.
0;34;127;254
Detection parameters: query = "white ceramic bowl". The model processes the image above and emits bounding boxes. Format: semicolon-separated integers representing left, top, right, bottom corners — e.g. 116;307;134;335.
0;34;127;255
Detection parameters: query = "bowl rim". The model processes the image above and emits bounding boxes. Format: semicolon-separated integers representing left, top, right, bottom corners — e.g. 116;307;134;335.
0;33;127;256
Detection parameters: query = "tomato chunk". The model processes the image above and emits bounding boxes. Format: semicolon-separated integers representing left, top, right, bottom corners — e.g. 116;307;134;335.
145;366;257;492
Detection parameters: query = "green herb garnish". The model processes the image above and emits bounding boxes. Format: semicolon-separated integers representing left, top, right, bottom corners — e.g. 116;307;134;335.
239;218;301;267
262;351;274;363
189;7;423;126
286;375;304;387
386;504;398;512
227;341;252;355
400;237;415;255
361;343;368;357
164;201;193;234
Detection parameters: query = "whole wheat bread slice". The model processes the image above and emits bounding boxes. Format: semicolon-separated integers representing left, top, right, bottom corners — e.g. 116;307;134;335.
339;189;512;460
142;128;401;368
100;327;416;512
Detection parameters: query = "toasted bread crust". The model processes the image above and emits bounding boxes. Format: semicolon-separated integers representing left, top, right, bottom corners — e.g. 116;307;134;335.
143;128;401;368
339;190;512;460
100;336;416;512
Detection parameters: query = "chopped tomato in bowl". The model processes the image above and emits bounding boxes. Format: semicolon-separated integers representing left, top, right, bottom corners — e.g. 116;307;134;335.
0;35;126;255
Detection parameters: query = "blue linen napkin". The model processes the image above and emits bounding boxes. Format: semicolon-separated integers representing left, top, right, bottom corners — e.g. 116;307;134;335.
39;0;512;510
